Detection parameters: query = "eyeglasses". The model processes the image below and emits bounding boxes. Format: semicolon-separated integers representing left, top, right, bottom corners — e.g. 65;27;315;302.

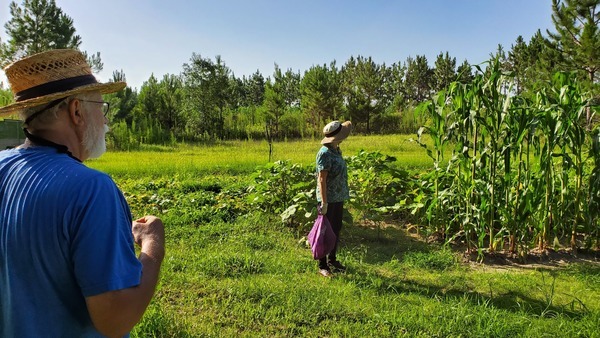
79;100;110;116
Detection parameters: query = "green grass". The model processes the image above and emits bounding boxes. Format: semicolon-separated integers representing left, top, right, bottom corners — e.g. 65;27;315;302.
87;135;598;337
130;213;599;337
88;134;435;177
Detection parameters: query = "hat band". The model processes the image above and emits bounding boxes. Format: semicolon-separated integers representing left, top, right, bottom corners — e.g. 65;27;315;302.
14;74;98;102
325;124;343;137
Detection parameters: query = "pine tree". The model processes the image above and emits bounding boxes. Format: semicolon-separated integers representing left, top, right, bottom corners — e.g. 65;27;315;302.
456;60;474;84
404;55;432;104
508;36;530;94
433;51;457;92
547;0;600;126
341;56;388;133
0;0;102;71
300;62;343;133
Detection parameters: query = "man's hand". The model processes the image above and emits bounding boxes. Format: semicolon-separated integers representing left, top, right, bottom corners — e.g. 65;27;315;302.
132;216;165;261
320;203;328;215
87;215;165;337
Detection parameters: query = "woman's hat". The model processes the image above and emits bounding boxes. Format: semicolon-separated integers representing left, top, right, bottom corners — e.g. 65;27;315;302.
0;49;126;116
321;120;352;144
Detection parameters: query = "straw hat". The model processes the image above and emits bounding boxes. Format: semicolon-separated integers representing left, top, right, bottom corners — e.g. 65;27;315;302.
321;120;352;144
0;49;126;116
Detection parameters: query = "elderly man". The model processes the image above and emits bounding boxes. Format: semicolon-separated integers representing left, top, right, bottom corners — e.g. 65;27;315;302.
0;49;165;337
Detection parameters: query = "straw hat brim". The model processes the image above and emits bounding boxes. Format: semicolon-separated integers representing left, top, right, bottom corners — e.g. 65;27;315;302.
321;121;352;144
0;81;126;116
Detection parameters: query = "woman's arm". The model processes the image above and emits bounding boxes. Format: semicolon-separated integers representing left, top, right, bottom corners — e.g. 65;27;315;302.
318;170;328;214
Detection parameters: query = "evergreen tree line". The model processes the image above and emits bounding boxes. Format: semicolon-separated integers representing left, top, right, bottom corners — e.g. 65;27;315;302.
1;0;599;149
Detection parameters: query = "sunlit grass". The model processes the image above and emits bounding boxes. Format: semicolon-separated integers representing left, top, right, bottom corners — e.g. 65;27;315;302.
88;134;436;177
130;211;600;337
86;136;600;337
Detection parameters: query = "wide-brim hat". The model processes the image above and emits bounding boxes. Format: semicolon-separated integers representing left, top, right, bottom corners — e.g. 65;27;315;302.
0;49;126;116
321;120;352;144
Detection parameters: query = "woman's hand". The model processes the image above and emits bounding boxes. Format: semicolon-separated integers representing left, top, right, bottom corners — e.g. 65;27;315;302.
320;202;328;215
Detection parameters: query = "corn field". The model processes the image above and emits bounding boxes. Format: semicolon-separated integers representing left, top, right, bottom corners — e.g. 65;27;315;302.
413;61;600;256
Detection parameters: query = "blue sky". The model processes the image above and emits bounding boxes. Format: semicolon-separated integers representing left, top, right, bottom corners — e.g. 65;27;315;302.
1;0;555;90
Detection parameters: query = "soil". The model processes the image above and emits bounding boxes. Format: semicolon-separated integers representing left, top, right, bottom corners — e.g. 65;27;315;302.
364;219;600;270
461;247;600;271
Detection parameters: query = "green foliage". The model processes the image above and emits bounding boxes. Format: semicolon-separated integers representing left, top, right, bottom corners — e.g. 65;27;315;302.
247;160;314;218
182;54;232;140
0;0;102;71
548;0;600;83
125;198;599;337
433;51;457;92
342;55;389;133
106;120;141;150
241;70;266;107
0;86;13;107
87;139;600;337
104;70;138;125
117;176;248;228
300;62;344;134
347;150;413;221
404;55;433;103
3;0;598;145
262;81;286;140
412;60;599;255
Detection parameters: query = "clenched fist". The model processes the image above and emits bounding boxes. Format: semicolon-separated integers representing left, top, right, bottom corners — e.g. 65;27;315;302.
132;215;165;260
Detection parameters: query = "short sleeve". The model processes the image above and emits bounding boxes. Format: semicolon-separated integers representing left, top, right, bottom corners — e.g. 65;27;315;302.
316;148;331;173
65;173;142;297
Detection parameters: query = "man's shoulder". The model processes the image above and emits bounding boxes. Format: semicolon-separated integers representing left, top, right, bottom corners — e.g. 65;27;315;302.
7;147;113;185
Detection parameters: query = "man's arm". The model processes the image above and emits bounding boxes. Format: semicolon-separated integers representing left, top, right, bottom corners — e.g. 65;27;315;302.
85;216;165;338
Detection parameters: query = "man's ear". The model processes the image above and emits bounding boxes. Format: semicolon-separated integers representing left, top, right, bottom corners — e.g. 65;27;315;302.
67;98;85;126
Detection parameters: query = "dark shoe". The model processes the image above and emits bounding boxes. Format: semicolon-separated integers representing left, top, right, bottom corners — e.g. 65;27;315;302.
319;268;333;277
329;261;346;272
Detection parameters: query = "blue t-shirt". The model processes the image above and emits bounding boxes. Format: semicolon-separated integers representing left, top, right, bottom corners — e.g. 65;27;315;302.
0;146;142;337
316;145;350;203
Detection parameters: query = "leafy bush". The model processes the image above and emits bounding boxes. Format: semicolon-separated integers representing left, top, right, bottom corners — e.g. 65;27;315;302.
347;150;415;221
247;160;314;217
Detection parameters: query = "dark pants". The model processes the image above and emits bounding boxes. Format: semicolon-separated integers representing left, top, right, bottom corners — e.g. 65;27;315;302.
318;201;344;269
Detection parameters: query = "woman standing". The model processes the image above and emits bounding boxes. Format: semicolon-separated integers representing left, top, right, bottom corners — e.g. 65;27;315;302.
315;120;352;277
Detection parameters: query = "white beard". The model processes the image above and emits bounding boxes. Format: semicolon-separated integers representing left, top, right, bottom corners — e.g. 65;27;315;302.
83;123;109;159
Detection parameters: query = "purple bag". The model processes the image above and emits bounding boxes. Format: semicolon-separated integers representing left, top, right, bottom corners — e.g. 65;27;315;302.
307;214;337;260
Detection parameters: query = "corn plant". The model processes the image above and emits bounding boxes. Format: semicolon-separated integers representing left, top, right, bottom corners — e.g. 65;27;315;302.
503;98;539;255
587;128;600;249
413;62;596;255
414;90;455;238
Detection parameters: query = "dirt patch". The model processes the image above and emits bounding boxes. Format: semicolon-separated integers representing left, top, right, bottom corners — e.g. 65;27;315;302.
358;219;600;270
462;248;600;271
